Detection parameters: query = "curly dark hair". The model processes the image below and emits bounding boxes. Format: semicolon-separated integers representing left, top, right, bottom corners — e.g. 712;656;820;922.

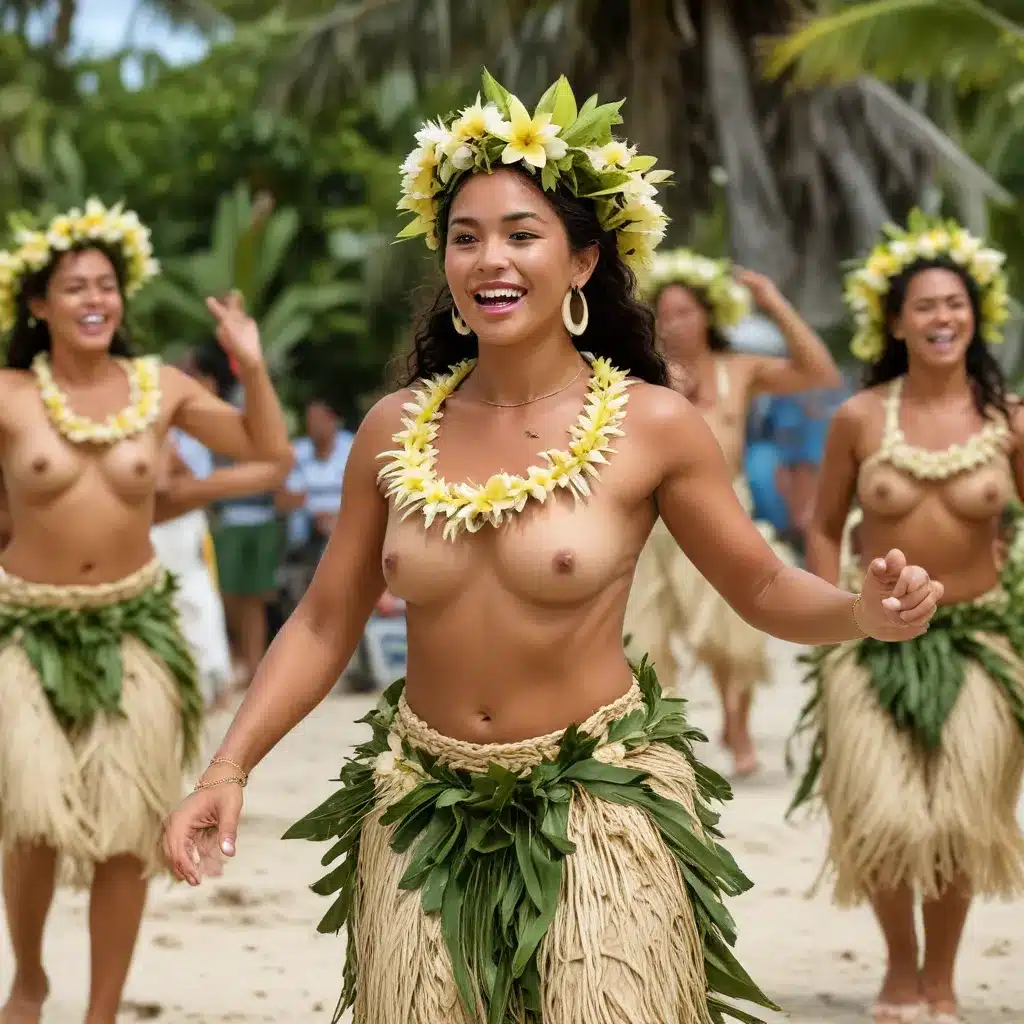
650;281;730;352
4;242;136;370
863;256;1009;419
395;167;667;387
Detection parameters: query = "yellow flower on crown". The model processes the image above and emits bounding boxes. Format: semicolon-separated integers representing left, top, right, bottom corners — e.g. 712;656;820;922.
0;198;160;334
641;248;752;330
396;69;671;272
845;209;1010;363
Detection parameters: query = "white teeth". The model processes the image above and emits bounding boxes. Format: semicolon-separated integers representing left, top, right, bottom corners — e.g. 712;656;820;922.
929;329;954;343
476;288;524;300
80;314;105;325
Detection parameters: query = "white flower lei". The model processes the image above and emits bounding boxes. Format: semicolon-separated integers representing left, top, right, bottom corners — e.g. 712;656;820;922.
33;352;162;445
377;353;633;540
0;198;160;335
397;69;670;272
642;247;751;328
845;210;1009;363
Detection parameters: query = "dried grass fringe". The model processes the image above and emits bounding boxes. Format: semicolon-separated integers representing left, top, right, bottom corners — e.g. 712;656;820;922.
814;634;1024;906
352;685;713;1024
0;561;185;888
624;506;781;695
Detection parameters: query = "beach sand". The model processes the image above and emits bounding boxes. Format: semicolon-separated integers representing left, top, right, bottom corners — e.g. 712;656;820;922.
2;637;1020;1022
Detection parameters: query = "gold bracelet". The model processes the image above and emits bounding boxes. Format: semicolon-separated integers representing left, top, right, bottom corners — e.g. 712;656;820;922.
851;594;869;637
209;756;249;782
193;775;247;792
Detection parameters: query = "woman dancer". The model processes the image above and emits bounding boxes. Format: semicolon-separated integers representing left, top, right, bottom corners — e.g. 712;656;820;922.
624;248;841;774
0;198;291;1024
792;213;1024;1024
164;73;940;1024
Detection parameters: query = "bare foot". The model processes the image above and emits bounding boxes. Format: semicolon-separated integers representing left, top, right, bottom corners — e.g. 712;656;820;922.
874;970;924;1022
1;975;48;1024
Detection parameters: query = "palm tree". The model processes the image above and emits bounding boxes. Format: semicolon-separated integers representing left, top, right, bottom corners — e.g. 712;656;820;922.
766;0;1024;374
256;0;1006;327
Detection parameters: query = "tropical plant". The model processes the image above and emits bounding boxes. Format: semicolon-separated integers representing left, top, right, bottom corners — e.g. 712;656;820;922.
137;182;361;369
262;0;1007;328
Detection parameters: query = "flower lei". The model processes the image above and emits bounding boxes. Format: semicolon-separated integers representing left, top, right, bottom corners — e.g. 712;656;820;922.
377;353;632;540
643;247;751;328
397;69;670;271
878;376;1009;481
0;199;160;335
33;353;162;445
845;209;1009;363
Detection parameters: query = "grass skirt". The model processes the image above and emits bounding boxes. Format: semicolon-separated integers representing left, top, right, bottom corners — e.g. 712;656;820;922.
788;590;1024;906
286;661;778;1024
624;478;786;694
0;560;201;887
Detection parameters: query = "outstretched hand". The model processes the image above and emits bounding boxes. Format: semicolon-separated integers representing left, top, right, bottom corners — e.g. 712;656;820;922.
206;291;263;373
856;549;944;641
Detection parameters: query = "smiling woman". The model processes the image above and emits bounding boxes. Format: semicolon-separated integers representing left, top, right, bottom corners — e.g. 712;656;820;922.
0;199;292;1024
796;213;1024;1024
164;71;942;1024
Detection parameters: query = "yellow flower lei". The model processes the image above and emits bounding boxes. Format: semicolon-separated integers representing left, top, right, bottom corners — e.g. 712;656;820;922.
397;69;670;271
377;353;633;540
0;198;160;335
642;247;751;329
845;209;1010;363
33;353;162;445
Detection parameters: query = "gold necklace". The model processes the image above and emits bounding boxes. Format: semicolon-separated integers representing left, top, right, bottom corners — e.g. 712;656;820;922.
470;364;585;408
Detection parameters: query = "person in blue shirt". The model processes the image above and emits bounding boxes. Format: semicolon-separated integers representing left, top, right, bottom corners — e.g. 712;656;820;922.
278;398;355;562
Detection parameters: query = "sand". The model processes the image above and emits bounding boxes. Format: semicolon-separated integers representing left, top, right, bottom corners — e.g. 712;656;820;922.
2;637;1021;1022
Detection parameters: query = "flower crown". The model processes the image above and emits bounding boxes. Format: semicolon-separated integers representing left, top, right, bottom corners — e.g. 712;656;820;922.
0;198;160;334
844;210;1009;363
397;69;671;271
643;248;751;329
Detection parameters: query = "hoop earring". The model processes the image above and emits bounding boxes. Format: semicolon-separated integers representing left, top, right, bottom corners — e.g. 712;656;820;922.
27;316;36;328
562;287;589;337
452;307;473;336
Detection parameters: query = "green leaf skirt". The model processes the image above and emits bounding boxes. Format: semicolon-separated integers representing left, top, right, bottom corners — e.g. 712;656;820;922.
285;658;780;1024
787;588;1024;905
0;559;202;887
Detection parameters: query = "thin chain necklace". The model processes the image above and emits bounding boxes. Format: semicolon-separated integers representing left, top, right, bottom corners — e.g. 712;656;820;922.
471;363;586;408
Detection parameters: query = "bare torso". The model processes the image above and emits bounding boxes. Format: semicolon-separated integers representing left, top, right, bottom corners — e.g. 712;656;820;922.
381;377;666;742
0;364;179;584
846;381;1018;605
667;355;748;476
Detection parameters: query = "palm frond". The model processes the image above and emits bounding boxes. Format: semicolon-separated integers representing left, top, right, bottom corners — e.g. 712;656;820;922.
764;0;1024;90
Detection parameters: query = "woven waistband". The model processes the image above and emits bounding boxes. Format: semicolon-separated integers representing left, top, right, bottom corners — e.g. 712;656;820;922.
394;682;644;774
0;558;165;610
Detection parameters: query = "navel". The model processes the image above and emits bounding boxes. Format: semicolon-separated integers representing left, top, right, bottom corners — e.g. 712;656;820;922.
31;456;48;474
81;561;95;573
552;550;575;574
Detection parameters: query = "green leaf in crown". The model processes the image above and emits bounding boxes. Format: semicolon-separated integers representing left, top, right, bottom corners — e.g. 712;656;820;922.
396;68;672;272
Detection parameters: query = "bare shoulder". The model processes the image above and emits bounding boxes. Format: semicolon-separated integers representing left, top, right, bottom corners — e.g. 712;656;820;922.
346;387;419;487
623;380;717;469
0;368;38;428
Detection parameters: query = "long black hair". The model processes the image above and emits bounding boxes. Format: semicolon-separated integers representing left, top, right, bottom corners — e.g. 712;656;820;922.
864;256;1008;419
5;242;136;370
396;167;667;387
650;281;730;352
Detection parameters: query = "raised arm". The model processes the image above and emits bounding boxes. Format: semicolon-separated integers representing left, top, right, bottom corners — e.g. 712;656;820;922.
736;270;842;396
804;400;862;585
645;386;938;646
165;294;292;465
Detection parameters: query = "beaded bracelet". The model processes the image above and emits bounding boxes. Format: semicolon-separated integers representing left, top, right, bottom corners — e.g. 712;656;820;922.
851;594;869;637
